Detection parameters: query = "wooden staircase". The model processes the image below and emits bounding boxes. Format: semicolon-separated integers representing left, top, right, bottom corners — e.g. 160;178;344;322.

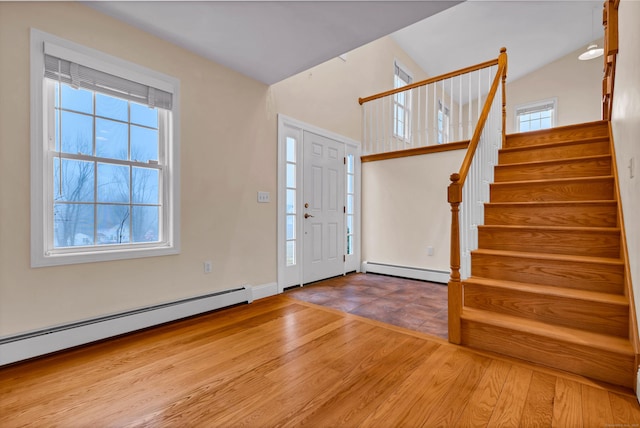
459;120;637;388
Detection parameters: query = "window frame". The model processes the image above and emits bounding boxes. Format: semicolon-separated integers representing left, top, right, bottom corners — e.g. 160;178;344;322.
30;29;180;267
514;98;557;133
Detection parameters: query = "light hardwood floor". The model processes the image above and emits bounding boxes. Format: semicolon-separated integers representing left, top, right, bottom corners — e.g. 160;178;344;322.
1;295;639;427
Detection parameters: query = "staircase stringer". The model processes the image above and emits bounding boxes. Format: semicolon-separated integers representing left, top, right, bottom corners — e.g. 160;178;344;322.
609;121;640;389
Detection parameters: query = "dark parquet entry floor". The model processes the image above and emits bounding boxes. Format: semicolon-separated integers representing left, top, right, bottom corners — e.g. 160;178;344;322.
286;273;448;339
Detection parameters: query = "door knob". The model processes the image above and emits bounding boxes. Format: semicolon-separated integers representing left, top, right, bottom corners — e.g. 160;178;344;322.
304;213;314;218
304;203;309;208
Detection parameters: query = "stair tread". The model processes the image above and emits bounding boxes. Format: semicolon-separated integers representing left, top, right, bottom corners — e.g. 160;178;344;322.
462;307;634;355
506;120;608;139
501;135;609;153
464;276;628;304
495;154;611;169
485;200;617;207
472;248;624;265
478;224;620;233
491;175;614;186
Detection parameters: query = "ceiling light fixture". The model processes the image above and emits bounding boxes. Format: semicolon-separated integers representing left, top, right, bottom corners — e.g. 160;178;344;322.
579;44;604;60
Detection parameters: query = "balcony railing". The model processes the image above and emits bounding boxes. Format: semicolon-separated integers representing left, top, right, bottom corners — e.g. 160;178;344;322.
359;55;503;156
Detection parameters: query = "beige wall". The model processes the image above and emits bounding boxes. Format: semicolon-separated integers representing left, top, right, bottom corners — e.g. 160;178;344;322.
506;40;603;133
361;150;465;273
272;36;428;142
611;0;640;330
0;2;276;336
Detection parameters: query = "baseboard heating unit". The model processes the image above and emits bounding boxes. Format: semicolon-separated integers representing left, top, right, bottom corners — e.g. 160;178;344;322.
0;286;251;366
361;262;449;284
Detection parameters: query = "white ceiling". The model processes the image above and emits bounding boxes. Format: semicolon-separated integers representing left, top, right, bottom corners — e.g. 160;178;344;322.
86;1;462;85
86;0;604;86
392;0;604;83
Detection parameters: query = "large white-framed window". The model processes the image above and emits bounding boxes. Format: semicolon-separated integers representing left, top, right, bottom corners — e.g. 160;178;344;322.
437;99;450;144
393;61;412;141
515;98;557;132
30;29;180;267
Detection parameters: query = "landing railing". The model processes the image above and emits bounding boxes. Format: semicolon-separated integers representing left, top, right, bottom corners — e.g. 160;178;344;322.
359;55;502;155
447;48;507;344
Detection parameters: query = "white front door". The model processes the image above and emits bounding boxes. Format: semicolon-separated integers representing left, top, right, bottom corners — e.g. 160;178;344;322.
302;131;345;283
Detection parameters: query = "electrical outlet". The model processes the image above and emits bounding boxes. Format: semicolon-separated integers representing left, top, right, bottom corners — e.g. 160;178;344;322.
427;246;434;256
203;261;212;273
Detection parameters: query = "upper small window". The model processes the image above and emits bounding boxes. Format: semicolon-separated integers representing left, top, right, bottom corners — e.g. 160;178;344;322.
393;62;412;141
515;99;557;132
437;100;450;144
30;29;180;267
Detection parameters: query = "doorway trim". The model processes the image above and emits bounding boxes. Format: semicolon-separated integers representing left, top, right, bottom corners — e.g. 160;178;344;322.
277;115;361;293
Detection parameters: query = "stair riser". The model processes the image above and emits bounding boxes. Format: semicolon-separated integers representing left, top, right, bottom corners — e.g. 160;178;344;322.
494;157;612;182
484;204;618;227
471;253;624;294
460;319;634;388
490;179;614;202
499;140;609;164
477;227;621;258
463;283;629;337
505;123;609;148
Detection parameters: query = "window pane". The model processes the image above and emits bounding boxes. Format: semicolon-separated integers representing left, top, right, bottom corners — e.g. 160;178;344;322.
132;167;159;204
286;163;296;188
96;118;128;160
97;204;130;244
96;93;128;122
54;203;94;247
131;102;158;128
520;121;530;132
530;120;541;131
286;241;296;266
286;189;296;214
286;215;295;240
132;206;159;242
541;117;552;128
98;163;130;203
347;174;354;194
347;215;353;234
347;154;354;174
347;195;353;214
347;235;353;255
131;125;159;163
61;85;93;114
286;137;296;163
61;111;93;155
54;158;95;203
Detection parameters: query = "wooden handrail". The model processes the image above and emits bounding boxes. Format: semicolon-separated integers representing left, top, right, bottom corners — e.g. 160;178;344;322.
447;47;507;344
358;57;499;105
455;48;507;189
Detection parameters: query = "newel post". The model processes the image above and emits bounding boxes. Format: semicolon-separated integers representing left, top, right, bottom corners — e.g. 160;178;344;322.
448;173;462;344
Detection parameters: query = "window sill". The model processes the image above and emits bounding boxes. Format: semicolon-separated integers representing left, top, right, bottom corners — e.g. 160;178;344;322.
31;244;180;268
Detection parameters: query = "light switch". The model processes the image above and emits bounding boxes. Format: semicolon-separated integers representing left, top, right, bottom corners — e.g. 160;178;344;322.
257;191;270;203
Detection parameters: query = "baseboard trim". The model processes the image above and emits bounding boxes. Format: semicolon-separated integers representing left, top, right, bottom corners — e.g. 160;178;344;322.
361;261;449;284
249;282;279;301
0;285;258;366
